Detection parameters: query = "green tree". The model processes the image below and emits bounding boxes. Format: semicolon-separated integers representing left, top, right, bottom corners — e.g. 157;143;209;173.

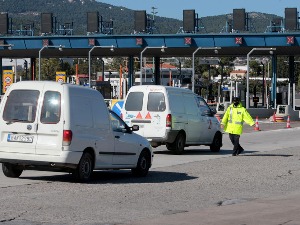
40;58;61;81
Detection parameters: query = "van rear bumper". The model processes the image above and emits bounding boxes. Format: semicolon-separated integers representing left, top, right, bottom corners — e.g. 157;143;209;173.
148;130;179;147
0;151;82;171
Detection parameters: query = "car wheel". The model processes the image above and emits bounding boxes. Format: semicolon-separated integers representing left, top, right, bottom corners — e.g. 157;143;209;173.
173;132;185;155
210;133;222;152
2;163;23;178
73;152;93;182
132;150;151;177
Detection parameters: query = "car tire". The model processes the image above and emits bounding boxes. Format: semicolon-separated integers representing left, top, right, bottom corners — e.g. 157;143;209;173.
210;133;222;152
2;163;23;178
132;150;151;177
73;152;93;182
173;132;186;155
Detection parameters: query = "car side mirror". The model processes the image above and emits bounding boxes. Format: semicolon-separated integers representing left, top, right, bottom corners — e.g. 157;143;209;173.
131;125;139;131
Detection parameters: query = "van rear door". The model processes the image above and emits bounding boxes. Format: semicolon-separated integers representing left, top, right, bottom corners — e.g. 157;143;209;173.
35;86;64;156
1;88;41;154
142;91;167;139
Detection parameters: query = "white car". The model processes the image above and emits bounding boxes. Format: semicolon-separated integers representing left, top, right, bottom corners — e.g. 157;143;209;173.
0;81;153;182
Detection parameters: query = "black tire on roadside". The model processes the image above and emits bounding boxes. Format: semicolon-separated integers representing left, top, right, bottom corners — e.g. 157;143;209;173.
2;163;23;178
173;132;186;155
132;150;151;177
72;152;93;182
210;133;222;152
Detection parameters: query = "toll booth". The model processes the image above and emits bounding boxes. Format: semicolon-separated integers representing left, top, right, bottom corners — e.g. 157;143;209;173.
275;104;300;121
276;86;288;105
90;81;111;99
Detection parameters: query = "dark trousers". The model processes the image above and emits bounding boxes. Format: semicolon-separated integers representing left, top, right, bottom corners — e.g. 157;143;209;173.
229;133;244;155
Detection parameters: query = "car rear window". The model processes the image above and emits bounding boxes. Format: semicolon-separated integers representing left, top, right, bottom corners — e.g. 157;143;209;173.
147;92;166;112
3;90;39;123
40;91;61;124
125;92;143;111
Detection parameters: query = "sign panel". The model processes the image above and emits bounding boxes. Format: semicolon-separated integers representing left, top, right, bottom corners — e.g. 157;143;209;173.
56;71;66;83
253;97;259;103
2;70;14;93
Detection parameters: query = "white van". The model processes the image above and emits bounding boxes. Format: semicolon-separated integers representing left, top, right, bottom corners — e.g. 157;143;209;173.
121;85;222;154
0;81;153;182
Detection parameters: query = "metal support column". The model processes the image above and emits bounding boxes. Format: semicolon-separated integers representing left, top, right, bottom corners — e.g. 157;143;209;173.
128;56;134;88
271;55;277;108
154;57;160;85
31;58;36;80
288;56;295;107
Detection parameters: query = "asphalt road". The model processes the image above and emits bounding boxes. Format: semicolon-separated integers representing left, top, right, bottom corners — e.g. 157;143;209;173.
0;120;300;225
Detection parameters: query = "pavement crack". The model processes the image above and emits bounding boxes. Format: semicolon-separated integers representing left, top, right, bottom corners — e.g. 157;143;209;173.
217;198;254;206
0;211;27;223
278;220;293;224
163;209;189;215
277;170;293;178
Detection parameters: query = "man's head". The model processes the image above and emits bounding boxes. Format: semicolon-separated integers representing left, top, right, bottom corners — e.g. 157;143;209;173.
233;97;240;107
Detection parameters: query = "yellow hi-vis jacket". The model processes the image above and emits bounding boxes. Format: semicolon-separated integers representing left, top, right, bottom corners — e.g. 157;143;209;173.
221;102;255;135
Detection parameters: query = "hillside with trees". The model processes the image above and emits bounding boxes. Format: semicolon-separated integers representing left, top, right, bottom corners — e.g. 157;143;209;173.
2;0;299;93
0;0;281;35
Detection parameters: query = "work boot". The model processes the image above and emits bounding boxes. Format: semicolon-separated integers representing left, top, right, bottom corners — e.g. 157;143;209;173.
237;148;244;155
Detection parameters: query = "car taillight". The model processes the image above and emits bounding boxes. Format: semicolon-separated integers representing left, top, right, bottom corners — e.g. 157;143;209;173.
166;114;172;127
63;130;72;146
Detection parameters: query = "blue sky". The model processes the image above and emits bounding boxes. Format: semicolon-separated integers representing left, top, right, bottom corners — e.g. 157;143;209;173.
97;0;299;19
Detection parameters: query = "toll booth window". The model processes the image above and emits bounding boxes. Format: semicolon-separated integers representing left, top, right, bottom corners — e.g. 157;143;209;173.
279;106;286;114
125;92;143;111
40;91;61;124
147;92;166;112
3;90;39;123
218;104;225;111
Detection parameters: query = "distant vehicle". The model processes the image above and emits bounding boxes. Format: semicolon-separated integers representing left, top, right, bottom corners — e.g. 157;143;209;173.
0;81;153;182
121;85;222;154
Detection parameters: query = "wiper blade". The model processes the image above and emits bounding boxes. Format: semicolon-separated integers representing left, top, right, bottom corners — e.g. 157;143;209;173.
6;119;28;124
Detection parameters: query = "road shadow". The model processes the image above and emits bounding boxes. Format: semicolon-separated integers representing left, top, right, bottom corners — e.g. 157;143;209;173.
18;170;198;184
154;148;258;156
241;153;293;157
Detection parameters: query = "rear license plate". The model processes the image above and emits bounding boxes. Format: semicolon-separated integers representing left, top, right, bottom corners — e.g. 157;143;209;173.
7;134;34;143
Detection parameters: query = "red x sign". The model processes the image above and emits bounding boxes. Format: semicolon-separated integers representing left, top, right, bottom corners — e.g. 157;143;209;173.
43;39;49;46
287;36;294;44
136;38;143;45
88;38;95;46
235;37;242;45
184;37;192;45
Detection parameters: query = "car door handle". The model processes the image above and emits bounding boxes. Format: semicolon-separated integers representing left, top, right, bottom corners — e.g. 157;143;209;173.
115;136;120;139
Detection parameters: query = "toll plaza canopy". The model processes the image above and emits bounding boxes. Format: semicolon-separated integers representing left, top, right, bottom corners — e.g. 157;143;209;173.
0;33;300;58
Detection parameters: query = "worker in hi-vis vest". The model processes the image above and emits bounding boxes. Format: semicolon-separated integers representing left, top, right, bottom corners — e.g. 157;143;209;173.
221;97;255;156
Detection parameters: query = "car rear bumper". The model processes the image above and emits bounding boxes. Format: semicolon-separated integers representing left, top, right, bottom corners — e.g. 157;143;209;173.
148;130;179;147
0;151;82;170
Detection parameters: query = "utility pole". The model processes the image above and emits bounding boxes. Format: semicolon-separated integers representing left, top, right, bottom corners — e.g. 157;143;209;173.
151;7;158;75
